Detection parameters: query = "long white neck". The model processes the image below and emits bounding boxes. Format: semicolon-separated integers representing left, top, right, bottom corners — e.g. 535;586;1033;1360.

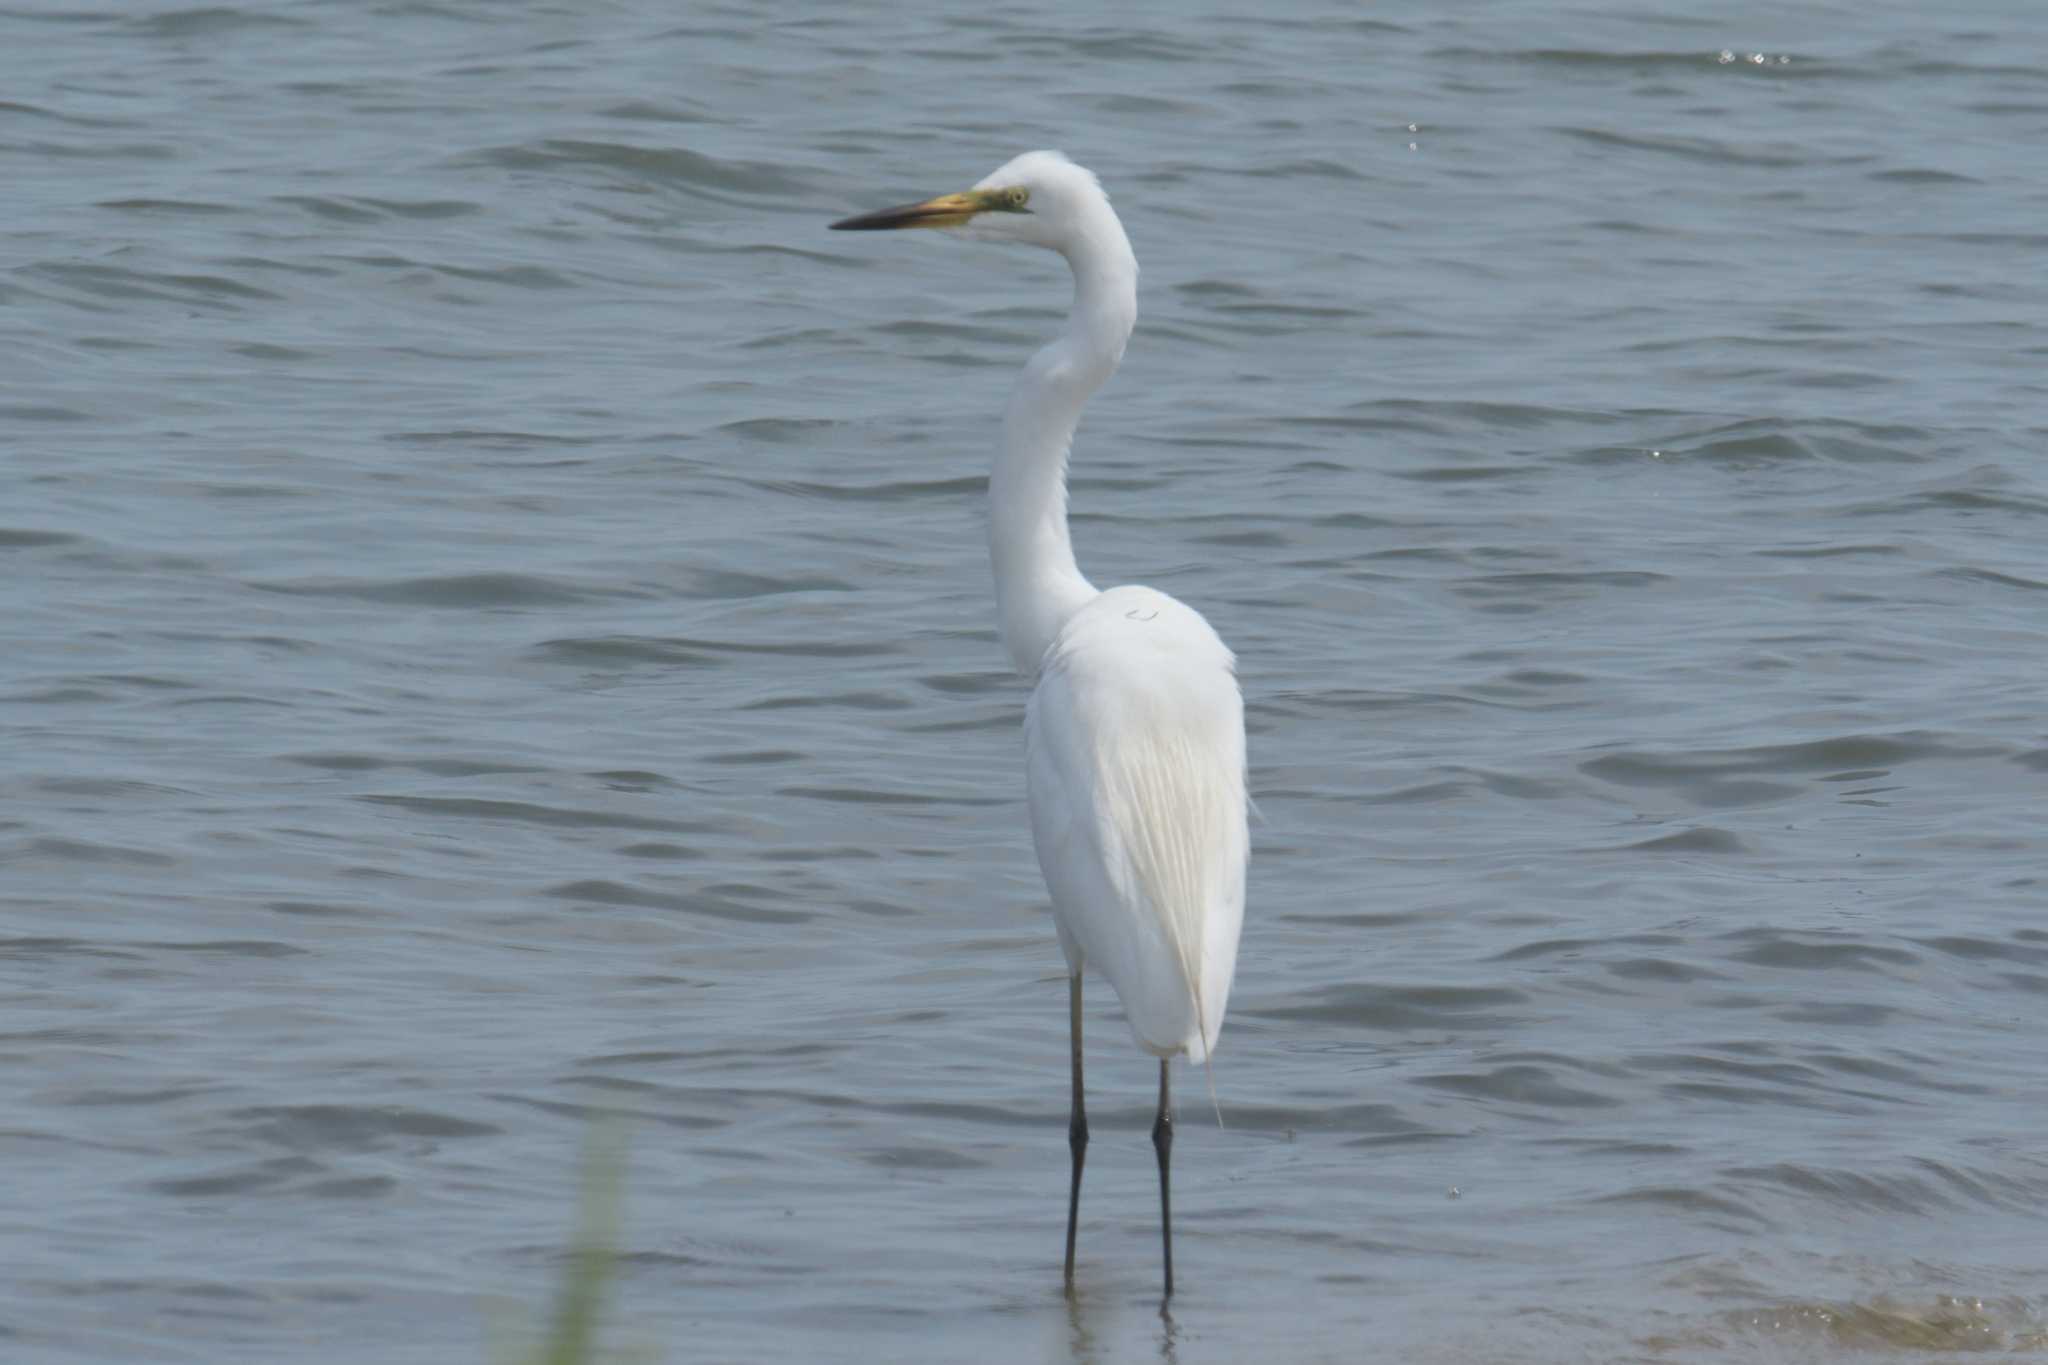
989;206;1138;676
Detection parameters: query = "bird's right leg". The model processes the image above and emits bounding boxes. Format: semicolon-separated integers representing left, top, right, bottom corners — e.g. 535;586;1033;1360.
1063;971;1088;1291
1153;1058;1174;1299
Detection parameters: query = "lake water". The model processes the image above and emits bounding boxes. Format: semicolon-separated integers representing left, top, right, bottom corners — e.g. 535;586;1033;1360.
4;2;2046;1361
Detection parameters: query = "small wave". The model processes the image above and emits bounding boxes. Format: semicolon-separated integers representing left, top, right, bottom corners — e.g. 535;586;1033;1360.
775;784;1005;808
716;416;844;444
272;194;478;222
29;261;278;305
528;636;719;669
1452;571;1671;614
96;197;239;216
1593;1184;1765;1226
1493;933;1683;962
1009;30;1213;63
467;140;809;198
1416;1062;1622;1109
1851;484;2048;520
1939;565;2048;591
1869;166;1979;184
1435;47;1799;75
0;98;136;128
547;878;814;925
127;7;313;38
385;428;598;450
1620;417;1935;467
1243;981;1528;1030
598;99;716;126
1580;732;2005;811
0;527;84;548
531;632;892;670
741;690;914;713
235;1102;500;1152
1721;930;1918;973
253;572;628;608
1556;126;1831;168
358;795;706;835
284;752;542;777
11;837;178;868
138;939;306;957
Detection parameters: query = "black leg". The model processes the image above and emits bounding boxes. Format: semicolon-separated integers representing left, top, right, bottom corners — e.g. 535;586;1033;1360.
1063;973;1088;1292
1152;1057;1174;1298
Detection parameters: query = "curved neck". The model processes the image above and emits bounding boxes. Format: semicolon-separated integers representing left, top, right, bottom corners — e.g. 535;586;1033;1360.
990;214;1138;675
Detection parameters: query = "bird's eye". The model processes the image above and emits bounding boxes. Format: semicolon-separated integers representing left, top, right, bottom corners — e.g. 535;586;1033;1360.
1003;187;1031;212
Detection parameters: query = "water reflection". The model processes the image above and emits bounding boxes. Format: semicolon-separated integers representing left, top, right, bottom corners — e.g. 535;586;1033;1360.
1057;1288;1179;1365
1062;1287;1092;1364
1158;1298;1180;1365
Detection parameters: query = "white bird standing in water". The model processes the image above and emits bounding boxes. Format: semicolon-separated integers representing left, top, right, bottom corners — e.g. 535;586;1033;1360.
832;152;1248;1298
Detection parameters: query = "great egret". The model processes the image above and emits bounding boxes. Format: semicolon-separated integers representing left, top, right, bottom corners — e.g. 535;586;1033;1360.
832;152;1247;1298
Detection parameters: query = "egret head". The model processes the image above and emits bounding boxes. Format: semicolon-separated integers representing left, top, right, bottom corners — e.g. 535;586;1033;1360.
830;150;1113;255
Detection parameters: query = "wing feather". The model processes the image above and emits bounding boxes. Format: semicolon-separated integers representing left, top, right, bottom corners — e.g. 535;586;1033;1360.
1026;586;1247;1061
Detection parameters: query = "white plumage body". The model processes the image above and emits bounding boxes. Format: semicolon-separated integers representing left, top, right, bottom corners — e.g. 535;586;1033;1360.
1026;584;1246;1063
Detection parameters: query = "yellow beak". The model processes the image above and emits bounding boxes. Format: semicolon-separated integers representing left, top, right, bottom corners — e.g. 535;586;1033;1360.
831;189;994;231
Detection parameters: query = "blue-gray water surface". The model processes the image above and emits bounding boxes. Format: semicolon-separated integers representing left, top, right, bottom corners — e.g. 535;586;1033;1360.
4;2;2046;1361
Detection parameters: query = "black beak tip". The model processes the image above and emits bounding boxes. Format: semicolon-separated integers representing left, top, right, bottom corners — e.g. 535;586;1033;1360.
830;210;899;231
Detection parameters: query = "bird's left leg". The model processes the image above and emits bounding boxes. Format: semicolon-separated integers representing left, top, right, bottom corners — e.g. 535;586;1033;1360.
1063;972;1088;1291
1152;1057;1174;1298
